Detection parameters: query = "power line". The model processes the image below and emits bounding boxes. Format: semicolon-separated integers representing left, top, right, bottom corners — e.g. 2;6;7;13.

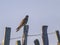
47;32;56;35
10;32;56;40
28;34;42;36
0;31;56;44
28;32;56;36
10;37;21;40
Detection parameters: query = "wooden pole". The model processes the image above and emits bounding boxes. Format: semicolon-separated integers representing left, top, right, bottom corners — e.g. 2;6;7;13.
42;25;49;45
22;25;29;45
3;27;11;45
16;40;21;45
34;39;40;45
56;30;60;45
56;31;60;42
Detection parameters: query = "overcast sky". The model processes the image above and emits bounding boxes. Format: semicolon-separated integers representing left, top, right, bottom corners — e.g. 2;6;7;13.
0;0;60;45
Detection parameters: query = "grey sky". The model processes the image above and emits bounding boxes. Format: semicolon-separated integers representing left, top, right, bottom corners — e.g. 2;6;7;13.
0;0;60;45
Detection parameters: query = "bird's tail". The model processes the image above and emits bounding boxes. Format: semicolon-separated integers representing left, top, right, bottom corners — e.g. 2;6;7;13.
16;25;23;32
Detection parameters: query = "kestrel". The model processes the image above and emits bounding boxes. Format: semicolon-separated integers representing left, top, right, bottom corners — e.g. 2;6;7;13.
16;15;29;32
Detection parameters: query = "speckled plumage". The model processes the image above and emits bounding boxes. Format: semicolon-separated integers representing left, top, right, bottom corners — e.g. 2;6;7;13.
16;15;29;32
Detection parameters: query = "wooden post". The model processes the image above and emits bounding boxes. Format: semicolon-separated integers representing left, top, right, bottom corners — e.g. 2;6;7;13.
56;30;60;45
3;27;11;45
34;39;40;45
22;25;29;45
42;25;49;45
56;31;60;42
16;40;21;45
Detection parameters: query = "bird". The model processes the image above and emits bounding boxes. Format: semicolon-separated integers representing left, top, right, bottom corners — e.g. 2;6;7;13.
16;15;29;32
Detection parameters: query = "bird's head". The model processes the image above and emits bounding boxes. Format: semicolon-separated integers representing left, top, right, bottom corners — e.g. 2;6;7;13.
26;15;29;18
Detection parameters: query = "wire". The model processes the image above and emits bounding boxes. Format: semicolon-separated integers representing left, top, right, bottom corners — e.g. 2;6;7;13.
28;34;42;36
0;31;56;44
28;32;56;36
10;37;21;40
9;32;56;40
47;32;56;35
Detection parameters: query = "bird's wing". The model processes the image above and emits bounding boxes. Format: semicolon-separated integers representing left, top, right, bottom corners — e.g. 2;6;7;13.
16;15;29;32
16;18;25;32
